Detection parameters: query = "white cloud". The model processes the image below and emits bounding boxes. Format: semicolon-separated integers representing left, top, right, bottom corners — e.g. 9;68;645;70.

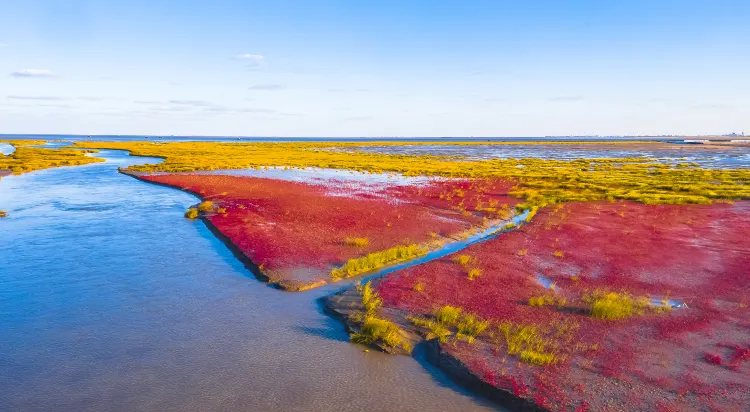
169;99;215;107
7;95;67;101
234;54;265;66
10;69;57;78
546;95;584;102
248;84;284;91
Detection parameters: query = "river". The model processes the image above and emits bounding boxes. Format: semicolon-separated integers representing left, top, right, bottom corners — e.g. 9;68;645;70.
0;150;497;411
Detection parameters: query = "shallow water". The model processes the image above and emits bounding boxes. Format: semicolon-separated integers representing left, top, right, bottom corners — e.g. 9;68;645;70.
350;143;750;169
0;150;498;412
0;143;15;156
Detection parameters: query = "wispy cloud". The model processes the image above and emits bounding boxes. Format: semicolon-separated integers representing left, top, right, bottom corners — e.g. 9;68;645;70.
248;84;284;91
7;95;68;101
168;99;215;107
206;106;276;114
235;54;266;66
10;69;57;78
0;43;8;48
547;95;584;102
692;103;726;110
77;96;122;102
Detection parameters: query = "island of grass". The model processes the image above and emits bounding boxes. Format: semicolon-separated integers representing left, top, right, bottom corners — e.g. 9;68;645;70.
327;200;750;411
1;140;104;216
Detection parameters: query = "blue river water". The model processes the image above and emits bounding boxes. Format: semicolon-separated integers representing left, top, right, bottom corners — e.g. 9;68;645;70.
0;150;498;411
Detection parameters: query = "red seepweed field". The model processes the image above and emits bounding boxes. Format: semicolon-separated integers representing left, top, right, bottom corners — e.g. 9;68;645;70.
374;200;750;411
138;173;519;290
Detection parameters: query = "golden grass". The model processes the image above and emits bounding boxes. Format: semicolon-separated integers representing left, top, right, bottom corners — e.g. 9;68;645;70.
452;254;474;266
528;294;566;307
435;305;462;325
494;322;571;366
330;244;428;280
351;314;411;351
73;141;750;208
467;268;483;281
408;316;452;342
197;200;214;212
1;142;103;174
583;290;651;320
456;314;490;343
344;237;370;247
184;208;199;219
359;281;383;313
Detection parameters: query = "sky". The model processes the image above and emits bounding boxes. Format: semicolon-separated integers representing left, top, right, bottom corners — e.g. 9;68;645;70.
0;0;748;137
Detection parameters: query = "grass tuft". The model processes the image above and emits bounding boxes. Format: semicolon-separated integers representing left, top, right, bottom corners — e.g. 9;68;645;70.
351;314;411;351
344;237;370;247
331;244;428;279
457;314;490;343
467;268;483;280
197;200;214;212
359;281;383;313
435;305;463;326
184;207;199;219
584;291;649;320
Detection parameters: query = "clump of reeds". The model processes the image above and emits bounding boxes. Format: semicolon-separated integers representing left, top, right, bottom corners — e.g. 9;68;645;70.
351;282;411;351
359;281;382;313
452;254;474;266
351;314;410;351
584;290;649;320
197;200;214;212
330;244;428;280
467;268;483;280
184;207;199;219
344;237;370;247
528;294;566;307
435;305;462;325
456;314;490;343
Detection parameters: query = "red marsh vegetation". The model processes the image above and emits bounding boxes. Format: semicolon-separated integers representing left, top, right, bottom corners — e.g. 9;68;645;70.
374;200;750;411
139;173;519;290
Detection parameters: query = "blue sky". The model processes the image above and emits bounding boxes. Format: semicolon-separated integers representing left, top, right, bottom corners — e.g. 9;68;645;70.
0;0;748;137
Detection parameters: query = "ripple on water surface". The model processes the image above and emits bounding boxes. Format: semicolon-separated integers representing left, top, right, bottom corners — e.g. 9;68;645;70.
0;150;498;412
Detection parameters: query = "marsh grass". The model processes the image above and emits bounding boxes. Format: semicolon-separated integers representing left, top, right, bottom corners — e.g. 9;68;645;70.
467;268;483;280
528;294;566;307
359;281;383;313
344;237;370;247
74;141;750;208
184;208;199;219
584;290;650;320
452;254;474;266
435;305;462;325
197;200;214;212
456;314;490;343
330;244;428;280
351;314;411;351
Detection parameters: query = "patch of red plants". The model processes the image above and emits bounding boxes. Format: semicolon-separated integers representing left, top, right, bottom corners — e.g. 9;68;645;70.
139;173;518;287
375;200;750;410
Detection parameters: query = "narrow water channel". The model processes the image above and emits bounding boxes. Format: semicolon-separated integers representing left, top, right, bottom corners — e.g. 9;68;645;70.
0;150;497;411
